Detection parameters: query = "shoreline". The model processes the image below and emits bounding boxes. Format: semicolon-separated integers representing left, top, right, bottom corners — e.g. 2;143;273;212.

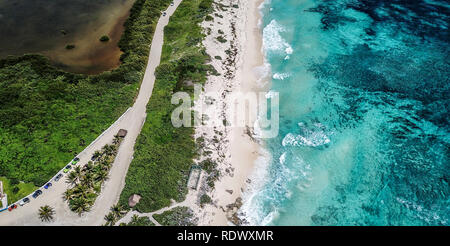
191;0;266;225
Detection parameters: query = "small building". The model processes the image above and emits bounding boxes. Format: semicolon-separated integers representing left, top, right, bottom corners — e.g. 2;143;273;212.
117;129;128;138
128;194;141;208
187;165;202;190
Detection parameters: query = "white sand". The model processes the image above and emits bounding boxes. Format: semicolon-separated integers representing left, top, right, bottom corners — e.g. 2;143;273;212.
187;0;266;226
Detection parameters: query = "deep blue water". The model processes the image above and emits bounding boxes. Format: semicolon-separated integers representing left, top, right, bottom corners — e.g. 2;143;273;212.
241;0;449;225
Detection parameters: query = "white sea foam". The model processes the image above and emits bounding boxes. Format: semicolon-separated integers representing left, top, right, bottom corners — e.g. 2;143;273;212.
285;46;293;54
279;152;287;164
282;122;331;147
240;0;291;227
272;72;291;80
263;19;293;56
253;61;271;87
282;132;330;147
265;90;277;99
240;147;314;225
239;147;273;225
396;197;448;225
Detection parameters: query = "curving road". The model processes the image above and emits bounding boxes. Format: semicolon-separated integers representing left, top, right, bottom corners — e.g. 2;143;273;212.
0;0;182;226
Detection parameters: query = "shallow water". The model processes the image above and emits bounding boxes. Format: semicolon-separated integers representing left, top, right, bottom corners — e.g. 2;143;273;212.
242;0;449;226
0;0;135;74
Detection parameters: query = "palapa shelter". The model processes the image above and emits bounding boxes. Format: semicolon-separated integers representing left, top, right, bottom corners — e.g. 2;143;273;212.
117;129;128;138
128;194;141;207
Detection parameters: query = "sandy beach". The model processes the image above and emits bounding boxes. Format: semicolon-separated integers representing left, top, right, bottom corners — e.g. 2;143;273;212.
190;0;267;225
0;0;267;226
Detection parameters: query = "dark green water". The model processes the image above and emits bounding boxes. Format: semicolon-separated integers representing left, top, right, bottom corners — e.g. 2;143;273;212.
0;0;135;74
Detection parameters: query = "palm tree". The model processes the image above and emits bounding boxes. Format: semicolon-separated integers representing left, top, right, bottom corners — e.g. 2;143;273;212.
99;160;112;170
70;197;90;216
84;161;94;172
66;171;79;186
110;204;127;218
113;135;120;145
81;172;94;187
130;214;140;224
38;205;55;222
104;212;116;226
66;166;83;185
63;189;75;201
92;151;102;161
94;168;109;183
103;144;117;156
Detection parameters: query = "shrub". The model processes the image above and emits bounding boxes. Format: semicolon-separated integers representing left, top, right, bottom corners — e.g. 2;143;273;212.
216;36;227;43
205;15;213;21
99;35;110;42
200;194;212;207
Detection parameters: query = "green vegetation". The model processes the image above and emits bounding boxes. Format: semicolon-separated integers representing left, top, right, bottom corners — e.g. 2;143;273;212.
205;15;213;21
198;158;217;174
118;0;214;213
38;205;55;222
153;206;196;226
216;35;227;43
64;137;122;215
0;177;37;203
123;215;155;226
0;0;172;187
104;204;128;226
200;194;212;207
99;35;110;42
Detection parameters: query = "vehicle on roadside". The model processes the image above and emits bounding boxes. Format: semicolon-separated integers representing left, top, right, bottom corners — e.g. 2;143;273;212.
163;12;167;16
32;190;43;199
63;165;72;173
44;182;52;189
71;157;79;165
8;204;17;211
54;173;63;182
19;198;30;206
171;2;174;6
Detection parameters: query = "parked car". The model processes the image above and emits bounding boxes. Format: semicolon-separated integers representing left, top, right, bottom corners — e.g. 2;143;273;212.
71;157;79;165
19;198;30;206
63;165;72;173
8;204;17;211
44;182;52;189
54;173;63;182
32;190;42;199
171;2;174;6
163;12;167;16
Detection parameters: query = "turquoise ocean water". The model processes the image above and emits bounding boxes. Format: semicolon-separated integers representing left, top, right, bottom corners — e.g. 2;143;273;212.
241;0;449;225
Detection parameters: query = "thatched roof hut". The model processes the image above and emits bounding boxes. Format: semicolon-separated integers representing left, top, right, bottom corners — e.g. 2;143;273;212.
128;194;141;207
117;129;128;138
